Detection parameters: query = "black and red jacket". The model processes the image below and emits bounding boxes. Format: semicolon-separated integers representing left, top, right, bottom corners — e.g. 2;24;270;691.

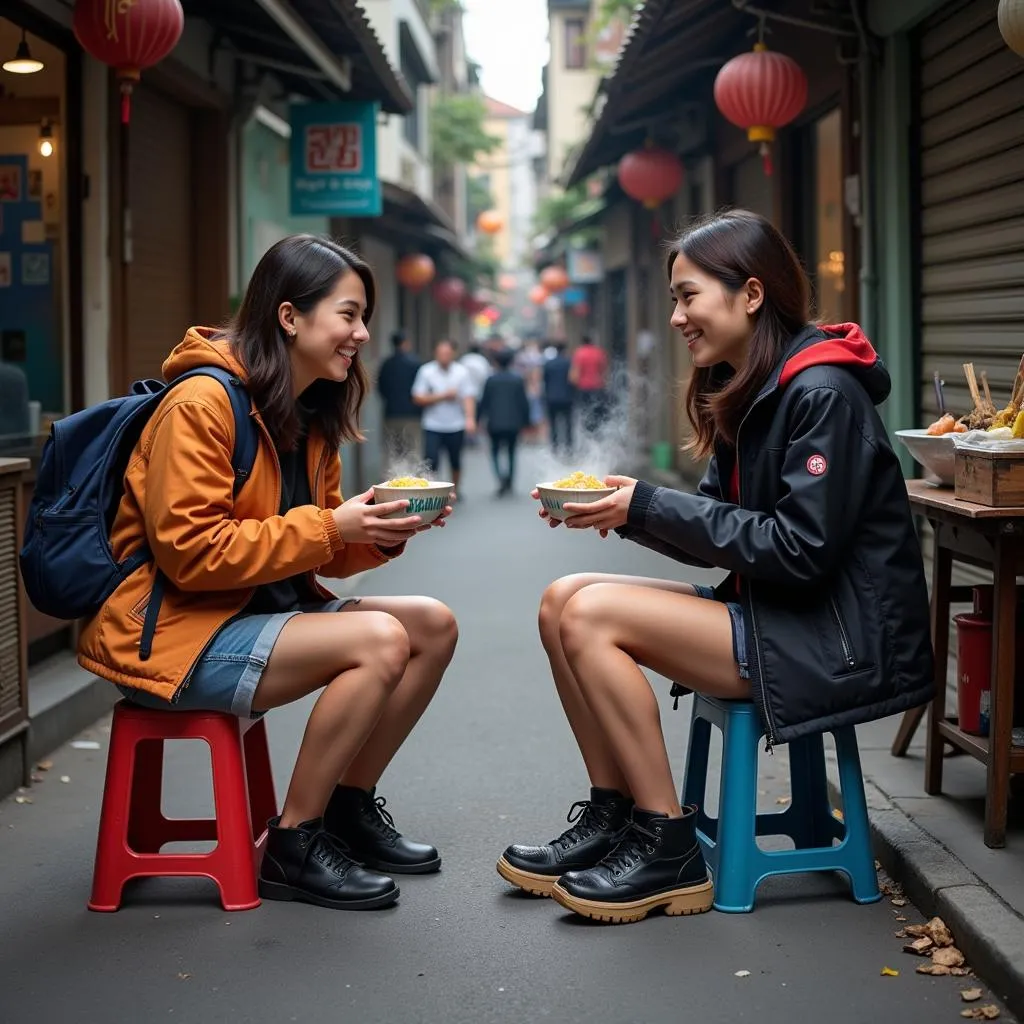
619;324;934;746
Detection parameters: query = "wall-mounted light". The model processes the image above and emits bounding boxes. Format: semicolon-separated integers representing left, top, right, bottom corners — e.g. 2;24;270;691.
3;30;44;75
38;120;53;158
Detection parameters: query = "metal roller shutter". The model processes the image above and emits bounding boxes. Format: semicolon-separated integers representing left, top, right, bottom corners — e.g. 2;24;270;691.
125;85;196;385
917;0;1024;425
915;0;1024;682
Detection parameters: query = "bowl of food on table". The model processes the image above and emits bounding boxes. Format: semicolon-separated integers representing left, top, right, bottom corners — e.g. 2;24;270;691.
536;472;617;521
372;477;453;524
896;361;1024;487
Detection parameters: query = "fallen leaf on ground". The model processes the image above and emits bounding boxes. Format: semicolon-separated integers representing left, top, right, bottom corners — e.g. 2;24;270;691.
895;929;908;938
59;776;70;784
926;917;954;946
950;968;972;977
880;967;899;977
891;898;908;907
903;937;934;956
14;796;32;805
960;988;983;1002
734;971;750;978
895;915;907;922
932;947;966;968
917;963;951;976
177;973;191;981
960;1007;1000;1020
30;774;44;783
36;760;53;771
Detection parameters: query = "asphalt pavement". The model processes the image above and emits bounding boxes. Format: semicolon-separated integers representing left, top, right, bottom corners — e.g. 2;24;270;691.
0;447;1015;1024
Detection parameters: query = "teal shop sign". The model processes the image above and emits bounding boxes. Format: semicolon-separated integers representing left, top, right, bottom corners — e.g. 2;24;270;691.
290;102;381;217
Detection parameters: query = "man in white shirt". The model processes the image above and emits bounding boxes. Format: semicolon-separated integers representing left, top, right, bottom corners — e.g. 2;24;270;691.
412;340;477;499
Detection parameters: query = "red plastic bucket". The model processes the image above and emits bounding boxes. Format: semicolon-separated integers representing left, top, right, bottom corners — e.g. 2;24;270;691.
955;613;991;736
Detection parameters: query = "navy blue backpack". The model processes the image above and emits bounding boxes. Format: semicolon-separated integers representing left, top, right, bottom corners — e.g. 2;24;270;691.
20;367;259;658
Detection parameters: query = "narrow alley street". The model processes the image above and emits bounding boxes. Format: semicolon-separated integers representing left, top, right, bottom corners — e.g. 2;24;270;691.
0;448;1012;1024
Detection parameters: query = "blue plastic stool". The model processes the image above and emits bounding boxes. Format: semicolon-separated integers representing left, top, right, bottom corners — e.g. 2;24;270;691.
681;695;881;913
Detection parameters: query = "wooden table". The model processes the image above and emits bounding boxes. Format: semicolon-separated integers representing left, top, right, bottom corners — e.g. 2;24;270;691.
891;480;1024;848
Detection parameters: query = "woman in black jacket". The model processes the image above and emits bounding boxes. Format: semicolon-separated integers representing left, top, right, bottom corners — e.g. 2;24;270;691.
497;210;934;924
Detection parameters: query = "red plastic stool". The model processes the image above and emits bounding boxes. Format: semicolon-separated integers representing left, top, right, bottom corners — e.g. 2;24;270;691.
88;701;278;912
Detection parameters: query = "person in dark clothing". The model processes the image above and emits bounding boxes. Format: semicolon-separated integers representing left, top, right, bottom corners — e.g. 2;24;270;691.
377;330;422;455
542;342;574;454
498;210;933;925
477;348;531;496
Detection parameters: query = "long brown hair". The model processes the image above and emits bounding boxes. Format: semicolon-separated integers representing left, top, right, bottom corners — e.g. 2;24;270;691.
224;235;375;450
669;211;810;457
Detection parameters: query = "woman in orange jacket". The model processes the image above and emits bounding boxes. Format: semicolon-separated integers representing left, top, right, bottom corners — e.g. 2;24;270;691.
78;235;457;911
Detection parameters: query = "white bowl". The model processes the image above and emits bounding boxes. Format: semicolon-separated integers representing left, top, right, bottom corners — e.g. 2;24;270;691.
894;429;956;486
536;481;617;521
372;481;453;524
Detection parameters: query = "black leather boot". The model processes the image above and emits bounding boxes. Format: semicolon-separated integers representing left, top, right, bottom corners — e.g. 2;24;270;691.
497;787;634;897
324;786;441;874
551;806;714;923
258;817;399;910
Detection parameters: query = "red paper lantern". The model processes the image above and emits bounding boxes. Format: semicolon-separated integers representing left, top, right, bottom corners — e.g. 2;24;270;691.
477;209;503;234
539;265;569;294
74;0;184;124
617;143;684;209
432;276;467;310
528;284;548;306
462;290;489;316
396;253;436;292
714;42;808;175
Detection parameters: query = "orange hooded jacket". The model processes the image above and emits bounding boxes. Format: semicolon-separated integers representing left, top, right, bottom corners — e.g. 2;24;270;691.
77;328;399;702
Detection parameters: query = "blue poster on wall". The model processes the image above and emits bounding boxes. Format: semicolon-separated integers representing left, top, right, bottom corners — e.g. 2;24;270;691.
289;102;382;218
0;153;60;414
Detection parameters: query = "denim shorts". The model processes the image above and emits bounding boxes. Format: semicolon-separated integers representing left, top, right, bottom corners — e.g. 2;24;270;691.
118;598;360;719
692;584;751;680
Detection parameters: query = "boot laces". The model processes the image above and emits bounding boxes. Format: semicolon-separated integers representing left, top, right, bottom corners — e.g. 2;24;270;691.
364;795;401;842
599;820;661;877
308;829;354;877
553;800;612;850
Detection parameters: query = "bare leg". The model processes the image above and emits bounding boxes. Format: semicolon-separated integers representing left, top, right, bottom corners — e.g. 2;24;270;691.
559;582;748;816
251;610;411;827
336;596;457;789
538;573;706;795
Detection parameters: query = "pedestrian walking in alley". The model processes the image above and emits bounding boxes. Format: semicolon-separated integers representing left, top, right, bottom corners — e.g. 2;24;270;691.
498;210;934;924
459;343;494;450
413;339;477;500
542;341;575;455
569;334;609;435
477;347;531;496
377;329;422;457
77;235;458;912
514;337;547;443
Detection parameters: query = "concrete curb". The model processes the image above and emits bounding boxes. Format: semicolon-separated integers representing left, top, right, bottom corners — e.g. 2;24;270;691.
829;773;1024;1013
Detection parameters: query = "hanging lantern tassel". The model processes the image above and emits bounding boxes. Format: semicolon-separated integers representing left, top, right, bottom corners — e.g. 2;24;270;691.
760;140;773;177
120;74;140;125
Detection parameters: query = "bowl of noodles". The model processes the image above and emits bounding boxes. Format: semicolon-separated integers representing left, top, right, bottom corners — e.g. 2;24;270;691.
536;472;616;521
372;477;453;524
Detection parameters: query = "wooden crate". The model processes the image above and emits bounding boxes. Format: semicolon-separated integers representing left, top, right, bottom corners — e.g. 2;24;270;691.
954;448;1024;507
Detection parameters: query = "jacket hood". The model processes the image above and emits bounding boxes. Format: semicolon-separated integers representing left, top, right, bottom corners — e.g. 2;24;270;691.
777;323;890;405
162;327;246;382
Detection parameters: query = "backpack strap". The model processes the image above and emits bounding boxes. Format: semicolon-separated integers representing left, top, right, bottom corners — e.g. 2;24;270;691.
138;366;259;662
174;366;259;496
